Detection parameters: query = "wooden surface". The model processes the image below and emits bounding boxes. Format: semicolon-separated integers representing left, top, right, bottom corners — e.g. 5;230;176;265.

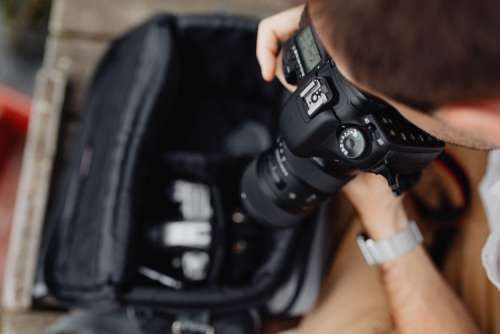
1;0;293;330
1;311;60;334
3;68;67;311
46;0;294;116
50;0;294;39
44;36;108;114
0;142;24;287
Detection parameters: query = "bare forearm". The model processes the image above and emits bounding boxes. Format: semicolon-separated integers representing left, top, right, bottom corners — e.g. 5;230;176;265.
381;245;480;334
343;174;480;334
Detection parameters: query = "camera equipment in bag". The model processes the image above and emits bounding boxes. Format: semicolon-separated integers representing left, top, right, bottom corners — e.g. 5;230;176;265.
36;15;333;334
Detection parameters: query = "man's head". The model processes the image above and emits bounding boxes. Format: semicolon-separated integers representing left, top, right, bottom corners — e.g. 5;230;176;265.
308;0;500;150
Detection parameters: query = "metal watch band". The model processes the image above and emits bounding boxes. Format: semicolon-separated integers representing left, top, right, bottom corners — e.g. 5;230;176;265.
357;221;423;266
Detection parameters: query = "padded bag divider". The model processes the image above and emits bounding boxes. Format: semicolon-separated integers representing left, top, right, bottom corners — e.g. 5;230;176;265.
40;14;297;311
42;16;179;304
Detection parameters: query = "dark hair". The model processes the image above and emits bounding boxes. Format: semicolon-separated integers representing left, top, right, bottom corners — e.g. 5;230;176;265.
309;0;500;111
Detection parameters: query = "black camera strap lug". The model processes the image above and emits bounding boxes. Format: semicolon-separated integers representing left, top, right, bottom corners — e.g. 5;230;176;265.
378;168;403;195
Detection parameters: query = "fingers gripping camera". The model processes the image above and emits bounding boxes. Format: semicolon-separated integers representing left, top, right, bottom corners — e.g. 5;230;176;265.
240;26;444;227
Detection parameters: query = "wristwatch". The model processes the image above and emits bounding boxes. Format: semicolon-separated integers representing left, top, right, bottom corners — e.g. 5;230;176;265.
357;221;423;266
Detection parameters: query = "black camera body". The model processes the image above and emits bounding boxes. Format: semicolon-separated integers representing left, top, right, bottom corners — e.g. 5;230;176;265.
240;26;444;227
281;26;443;183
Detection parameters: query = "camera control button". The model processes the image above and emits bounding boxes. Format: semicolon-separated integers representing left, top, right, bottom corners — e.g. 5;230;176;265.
283;44;302;85
339;127;367;159
299;77;333;118
367;124;377;132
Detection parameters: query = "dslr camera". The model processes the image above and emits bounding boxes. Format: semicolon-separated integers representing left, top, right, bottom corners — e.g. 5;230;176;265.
241;25;444;227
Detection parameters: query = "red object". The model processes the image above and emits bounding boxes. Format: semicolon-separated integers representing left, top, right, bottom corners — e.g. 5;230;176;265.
0;85;31;177
0;85;30;287
0;85;31;133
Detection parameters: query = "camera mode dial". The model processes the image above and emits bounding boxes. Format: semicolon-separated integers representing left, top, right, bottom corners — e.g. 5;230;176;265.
339;127;367;159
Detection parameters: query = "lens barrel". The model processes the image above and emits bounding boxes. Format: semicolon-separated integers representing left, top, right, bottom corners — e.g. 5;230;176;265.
240;139;348;227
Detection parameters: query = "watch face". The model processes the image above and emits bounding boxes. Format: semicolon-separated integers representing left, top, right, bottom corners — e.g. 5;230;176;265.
296;27;322;72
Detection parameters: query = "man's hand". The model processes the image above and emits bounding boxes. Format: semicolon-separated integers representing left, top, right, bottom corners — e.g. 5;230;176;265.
256;5;304;90
343;172;408;239
343;172;481;334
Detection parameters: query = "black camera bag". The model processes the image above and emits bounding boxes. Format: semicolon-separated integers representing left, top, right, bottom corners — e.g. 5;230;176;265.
37;14;335;334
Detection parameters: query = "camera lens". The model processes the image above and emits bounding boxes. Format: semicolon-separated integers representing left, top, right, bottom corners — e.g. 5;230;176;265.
339;127;366;159
240;139;348;227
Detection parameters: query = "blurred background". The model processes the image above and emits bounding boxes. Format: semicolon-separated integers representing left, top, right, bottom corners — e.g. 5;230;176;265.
0;0;51;94
0;0;292;255
0;1;291;333
0;0;51;292
0;0;49;92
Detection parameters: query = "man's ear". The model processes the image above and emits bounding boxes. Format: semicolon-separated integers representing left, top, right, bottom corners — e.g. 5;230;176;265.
435;100;500;145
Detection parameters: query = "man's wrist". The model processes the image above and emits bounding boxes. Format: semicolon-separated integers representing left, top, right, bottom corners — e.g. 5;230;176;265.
380;244;426;273
360;205;408;240
358;220;423;266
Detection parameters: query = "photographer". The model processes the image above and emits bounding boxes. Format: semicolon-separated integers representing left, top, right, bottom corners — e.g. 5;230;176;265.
258;2;500;333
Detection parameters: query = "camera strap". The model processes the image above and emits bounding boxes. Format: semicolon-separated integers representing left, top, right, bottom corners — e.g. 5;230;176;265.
410;150;472;266
411;150;472;226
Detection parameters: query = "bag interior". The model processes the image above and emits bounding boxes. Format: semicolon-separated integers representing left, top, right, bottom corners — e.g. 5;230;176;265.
130;19;286;290
38;15;306;311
